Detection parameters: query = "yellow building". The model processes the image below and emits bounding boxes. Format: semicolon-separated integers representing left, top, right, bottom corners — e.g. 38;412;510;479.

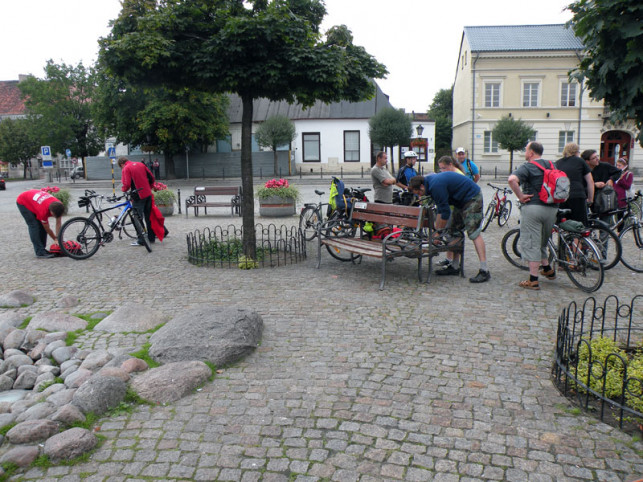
453;24;639;173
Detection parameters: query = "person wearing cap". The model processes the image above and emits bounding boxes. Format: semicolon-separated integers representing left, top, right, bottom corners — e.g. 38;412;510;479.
455;147;480;183
396;151;419;189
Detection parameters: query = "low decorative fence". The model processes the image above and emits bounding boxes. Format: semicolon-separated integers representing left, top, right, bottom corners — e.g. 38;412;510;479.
186;223;305;268
552;295;643;432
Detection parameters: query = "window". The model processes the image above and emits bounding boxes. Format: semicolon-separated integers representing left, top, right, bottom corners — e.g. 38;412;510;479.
561;82;577;107
558;131;574;151
343;131;360;162
484;83;501;107
522;82;540;107
302;133;320;162
484;131;499;153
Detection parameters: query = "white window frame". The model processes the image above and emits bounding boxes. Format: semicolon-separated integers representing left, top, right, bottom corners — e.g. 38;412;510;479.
484;131;499;153
302;133;320;162
560;81;577;107
522;81;540;108
343;131;360;162
558;131;575;152
484;82;501;108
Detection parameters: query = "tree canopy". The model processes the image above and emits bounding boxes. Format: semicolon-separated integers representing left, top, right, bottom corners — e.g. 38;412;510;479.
18;61;105;163
492;116;536;173
568;0;643;142
368;108;412;170
255;115;297;176
428;88;453;151
0;118;40;177
99;0;387;257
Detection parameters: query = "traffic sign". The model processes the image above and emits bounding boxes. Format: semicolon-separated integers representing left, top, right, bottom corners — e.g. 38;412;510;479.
65;149;72;158
41;146;52;160
108;147;116;158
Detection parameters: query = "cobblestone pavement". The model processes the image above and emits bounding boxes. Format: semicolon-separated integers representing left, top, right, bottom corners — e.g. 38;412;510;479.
1;177;643;481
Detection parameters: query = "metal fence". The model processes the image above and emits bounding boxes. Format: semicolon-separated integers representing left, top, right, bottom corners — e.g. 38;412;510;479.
186;223;306;268
552;295;643;432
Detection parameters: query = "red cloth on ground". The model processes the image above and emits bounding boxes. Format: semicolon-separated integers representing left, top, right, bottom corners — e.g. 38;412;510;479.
150;201;165;242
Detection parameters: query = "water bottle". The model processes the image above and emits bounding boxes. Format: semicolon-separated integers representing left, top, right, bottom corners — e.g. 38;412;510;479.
108;216;117;228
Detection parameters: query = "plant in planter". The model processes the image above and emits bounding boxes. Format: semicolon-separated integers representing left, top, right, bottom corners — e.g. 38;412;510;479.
256;178;300;217
152;182;176;216
41;186;71;214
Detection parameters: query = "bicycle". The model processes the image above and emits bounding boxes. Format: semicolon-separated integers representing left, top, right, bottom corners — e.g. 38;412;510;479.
299;189;331;242
481;183;513;231
501;209;604;292
58;189;152;259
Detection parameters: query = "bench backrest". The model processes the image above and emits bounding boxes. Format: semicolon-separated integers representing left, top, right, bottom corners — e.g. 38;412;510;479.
194;186;241;196
350;202;428;230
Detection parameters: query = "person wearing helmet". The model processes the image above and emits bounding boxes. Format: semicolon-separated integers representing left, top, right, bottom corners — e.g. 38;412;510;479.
396;151;419;189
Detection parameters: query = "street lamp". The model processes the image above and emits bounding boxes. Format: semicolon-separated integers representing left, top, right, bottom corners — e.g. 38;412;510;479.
416;124;424;137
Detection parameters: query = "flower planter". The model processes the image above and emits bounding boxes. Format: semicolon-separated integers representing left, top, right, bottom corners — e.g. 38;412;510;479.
259;196;296;217
157;204;174;217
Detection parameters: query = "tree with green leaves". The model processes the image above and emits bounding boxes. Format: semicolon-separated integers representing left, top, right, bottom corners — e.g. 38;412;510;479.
568;0;643;143
0;118;40;178
492;116;536;173
18;61;105;167
93;73;229;179
255;115;297;177
99;0;387;258
428;87;453;151
368;108;412;171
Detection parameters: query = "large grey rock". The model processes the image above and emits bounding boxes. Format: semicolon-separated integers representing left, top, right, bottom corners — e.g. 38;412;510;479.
6;419;59;444
44;340;66;358
15;402;57;422
120;358;148;373
49;404;85;425
64;368;92;389
3;329;26;350
13;370;37;390
0;290;34;308
44;427;97;461
4;354;33;371
21;329;46;351
33;372;56;392
149;307;263;365
129;361;211;404
71;376;127;415
0;445;39;467
52;346;78;364
94;302;169;333
96;367;130;382
60;359;81;373
43;332;67;344
79;350;112;371
0;312;24;329
103;354;134;369
46;388;76;407
56;295;79;309
28;312;87;332
28;341;48;361
0;412;16;430
0;375;14;391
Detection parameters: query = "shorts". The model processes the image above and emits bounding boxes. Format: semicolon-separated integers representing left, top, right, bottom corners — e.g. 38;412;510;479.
519;204;558;262
450;192;484;240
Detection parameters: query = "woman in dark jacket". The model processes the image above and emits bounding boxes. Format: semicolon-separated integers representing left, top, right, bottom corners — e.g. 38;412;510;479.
555;142;595;225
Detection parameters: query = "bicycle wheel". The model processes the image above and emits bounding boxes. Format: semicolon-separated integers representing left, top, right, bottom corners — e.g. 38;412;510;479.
121;217;136;239
322;214;359;262
299;206;321;241
130;211;152;253
501;228;528;270
563;235;604;293
481;201;495;232
58;217;102;260
587;222;621;270
619;224;643;272
498;200;513;227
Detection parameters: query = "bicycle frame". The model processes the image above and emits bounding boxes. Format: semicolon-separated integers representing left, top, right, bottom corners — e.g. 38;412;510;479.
85;193;135;239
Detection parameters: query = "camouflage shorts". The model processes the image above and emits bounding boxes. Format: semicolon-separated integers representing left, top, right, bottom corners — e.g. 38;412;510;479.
450;192;484;240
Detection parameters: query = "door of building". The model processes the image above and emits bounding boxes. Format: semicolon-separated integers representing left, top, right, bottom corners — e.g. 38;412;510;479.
600;130;631;165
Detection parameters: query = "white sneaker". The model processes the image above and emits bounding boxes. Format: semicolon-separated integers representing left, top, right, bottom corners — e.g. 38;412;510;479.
131;241;141;246
437;259;451;267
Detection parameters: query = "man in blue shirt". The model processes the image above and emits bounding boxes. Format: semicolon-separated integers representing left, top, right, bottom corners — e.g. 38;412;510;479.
409;172;490;283
456;147;480;183
396;151;419;188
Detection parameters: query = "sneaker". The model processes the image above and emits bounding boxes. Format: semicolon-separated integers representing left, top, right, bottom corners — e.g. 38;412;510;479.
131;241;141;246
469;270;490;283
436;265;459;276
36;253;56;259
437;259;451;267
539;266;556;280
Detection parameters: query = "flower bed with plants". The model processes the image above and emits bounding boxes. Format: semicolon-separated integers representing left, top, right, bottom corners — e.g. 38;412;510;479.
152;182;176;206
256;178;299;201
42;186;71;213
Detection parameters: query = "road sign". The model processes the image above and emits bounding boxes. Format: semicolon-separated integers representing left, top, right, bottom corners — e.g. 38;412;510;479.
65;149;71;158
108;147;116;158
41;146;52;160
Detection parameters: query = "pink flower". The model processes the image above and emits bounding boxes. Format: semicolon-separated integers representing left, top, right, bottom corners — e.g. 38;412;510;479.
264;178;289;189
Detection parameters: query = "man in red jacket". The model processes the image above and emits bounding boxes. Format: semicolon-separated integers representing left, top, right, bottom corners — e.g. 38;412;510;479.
16;189;65;258
118;157;155;246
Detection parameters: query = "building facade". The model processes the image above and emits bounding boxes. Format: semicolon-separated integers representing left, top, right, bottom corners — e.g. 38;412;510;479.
452;24;640;174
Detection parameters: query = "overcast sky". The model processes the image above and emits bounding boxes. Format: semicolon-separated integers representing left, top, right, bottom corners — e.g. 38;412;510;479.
1;0;573;113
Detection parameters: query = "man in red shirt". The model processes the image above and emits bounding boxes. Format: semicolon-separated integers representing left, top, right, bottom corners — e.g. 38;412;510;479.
16;189;65;258
118;157;155;245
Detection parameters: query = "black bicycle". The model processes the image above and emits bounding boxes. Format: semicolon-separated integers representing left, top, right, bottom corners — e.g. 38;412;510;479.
58;190;152;259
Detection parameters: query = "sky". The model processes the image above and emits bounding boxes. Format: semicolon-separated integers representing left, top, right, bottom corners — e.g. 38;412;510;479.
1;0;573;113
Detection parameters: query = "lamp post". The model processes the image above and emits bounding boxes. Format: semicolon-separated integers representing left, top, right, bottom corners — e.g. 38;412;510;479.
416;124;424;137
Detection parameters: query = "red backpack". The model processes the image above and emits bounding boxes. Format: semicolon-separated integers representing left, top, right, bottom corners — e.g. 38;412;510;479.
530;160;570;204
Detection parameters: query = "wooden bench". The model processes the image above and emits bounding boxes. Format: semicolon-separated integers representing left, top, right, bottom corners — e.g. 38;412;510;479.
316;202;466;289
185;186;242;217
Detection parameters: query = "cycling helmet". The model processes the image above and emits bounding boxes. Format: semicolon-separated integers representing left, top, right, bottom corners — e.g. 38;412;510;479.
404;151;418;158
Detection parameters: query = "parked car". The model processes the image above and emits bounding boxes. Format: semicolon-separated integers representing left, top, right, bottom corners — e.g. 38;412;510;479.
0;178;5;190
70;166;84;180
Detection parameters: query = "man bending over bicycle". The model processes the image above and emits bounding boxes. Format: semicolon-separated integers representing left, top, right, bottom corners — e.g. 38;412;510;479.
118;157;155;246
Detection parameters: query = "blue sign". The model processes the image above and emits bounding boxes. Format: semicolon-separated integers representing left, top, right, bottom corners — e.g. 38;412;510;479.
108;147;116;157
65;149;71;157
40;146;52;159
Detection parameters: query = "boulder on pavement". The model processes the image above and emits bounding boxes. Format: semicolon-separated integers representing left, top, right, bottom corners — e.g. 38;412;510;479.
28;312;87;332
6;419;59;444
0;445;39;467
129;361;211;404
0;291;34;308
93;302;169;333
71;375;127;415
149;307;263;366
44;427;97;461
49;404;85;425
0;312;25;329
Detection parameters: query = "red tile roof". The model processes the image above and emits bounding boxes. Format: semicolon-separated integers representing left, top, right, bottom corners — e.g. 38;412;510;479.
0;81;26;116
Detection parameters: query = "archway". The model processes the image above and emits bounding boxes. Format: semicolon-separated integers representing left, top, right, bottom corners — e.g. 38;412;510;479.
600;130;632;165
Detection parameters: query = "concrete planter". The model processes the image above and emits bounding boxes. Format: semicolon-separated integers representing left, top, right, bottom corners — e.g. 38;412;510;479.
157;204;174;217
259;196;296;217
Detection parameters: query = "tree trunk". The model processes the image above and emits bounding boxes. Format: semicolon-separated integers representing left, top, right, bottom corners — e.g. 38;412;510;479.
509;150;514;175
273;148;279;178
241;95;257;259
164;152;176;179
389;146;395;174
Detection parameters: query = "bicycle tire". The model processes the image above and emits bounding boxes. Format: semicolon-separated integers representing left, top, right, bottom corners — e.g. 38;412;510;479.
299;206;320;241
481;201;495;232
498;200;512;227
619;224;643;272
563;235;604;293
587;221;621;270
501;228;528;270
121;217;136;239
130;211;152;253
58;217;102;260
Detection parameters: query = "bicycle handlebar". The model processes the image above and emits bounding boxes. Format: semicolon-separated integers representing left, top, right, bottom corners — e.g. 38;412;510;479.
487;183;511;193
